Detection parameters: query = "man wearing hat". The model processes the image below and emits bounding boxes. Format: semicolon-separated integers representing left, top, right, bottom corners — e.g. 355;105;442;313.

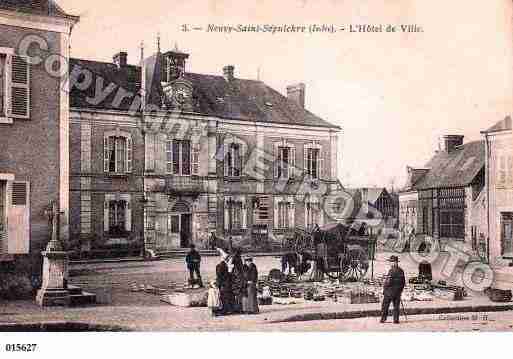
243;256;259;314
380;255;405;324
216;249;234;315
185;244;203;288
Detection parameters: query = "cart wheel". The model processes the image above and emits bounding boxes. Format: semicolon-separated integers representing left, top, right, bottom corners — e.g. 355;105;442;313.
341;248;369;282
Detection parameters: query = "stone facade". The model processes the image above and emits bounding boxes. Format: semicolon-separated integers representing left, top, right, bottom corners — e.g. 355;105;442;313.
68;49;342;254
0;5;78;274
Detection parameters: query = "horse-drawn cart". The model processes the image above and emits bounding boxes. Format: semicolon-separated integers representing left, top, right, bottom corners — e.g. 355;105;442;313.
282;222;376;282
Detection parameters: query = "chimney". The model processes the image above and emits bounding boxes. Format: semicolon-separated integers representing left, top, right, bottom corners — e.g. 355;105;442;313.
287;83;305;108
113;52;128;68
439;135;464;153
223;65;235;82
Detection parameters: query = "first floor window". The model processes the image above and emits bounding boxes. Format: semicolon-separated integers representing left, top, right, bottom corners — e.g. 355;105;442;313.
226;143;242;177
277;146;292;178
278;202;291;229
104;135;132;174
167;139;191;175
440;210;464;239
0;181;5;232
108;200;127;236
306;148;320;179
228;201;243;231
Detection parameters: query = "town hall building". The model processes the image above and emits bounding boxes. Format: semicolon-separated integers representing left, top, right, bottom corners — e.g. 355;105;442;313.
68;46;342;256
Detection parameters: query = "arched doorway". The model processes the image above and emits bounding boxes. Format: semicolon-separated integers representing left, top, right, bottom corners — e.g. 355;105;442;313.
168;200;192;248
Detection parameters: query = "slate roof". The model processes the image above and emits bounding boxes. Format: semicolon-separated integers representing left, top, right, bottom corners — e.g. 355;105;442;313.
482;116;512;133
0;0;77;19
412;140;485;190
68;55;340;129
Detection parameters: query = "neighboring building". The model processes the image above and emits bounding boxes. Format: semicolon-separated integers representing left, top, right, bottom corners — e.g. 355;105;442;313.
69;47;342;254
0;0;78;275
482;116;513;262
398;136;486;251
344;187;398;222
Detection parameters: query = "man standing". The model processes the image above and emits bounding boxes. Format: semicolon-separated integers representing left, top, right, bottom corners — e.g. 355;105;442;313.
243;256;259;314
216;251;234;315
380;255;406;324
186;244;203;287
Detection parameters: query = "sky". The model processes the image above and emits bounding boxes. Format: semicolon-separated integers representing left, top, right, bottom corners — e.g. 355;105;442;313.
57;0;513;189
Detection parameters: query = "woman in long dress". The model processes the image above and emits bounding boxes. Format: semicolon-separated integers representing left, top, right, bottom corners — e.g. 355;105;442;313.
230;250;246;314
243;256;259;314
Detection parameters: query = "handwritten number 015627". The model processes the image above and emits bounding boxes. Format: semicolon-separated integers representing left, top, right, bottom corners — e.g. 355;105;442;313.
5;344;37;352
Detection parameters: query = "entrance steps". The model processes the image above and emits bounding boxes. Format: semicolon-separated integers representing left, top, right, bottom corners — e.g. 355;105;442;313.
156;249;219;259
67;285;97;306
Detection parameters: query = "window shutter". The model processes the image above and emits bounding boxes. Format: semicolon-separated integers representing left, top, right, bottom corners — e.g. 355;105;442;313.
290;147;296;178
303;145;308;176
318;149;324;179
273;198;279;229
103;137;110;172
242;200;247;229
145;133;155;172
289;201;295;228
192;142;200;175
126;137;133;173
7;181;29;254
223;143;229;177
10;56;30;119
125;200;132;231
275;145;281;179
104;199;109;232
224;204;229;231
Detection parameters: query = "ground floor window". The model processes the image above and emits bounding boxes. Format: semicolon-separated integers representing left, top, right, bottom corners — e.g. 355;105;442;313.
228;201;243;231
278;202;291;229
0;181;5;232
440;210;464;239
108;200;127;236
501;212;513;257
306;202;320;230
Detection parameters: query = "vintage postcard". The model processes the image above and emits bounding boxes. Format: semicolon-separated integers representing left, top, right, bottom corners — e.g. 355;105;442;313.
0;0;512;354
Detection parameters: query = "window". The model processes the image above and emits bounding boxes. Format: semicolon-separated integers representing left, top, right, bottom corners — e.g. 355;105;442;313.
227;201;243;231
278;202;291;229
169;215;180;233
167;139;191;175
501;213;513;257
276;146;296;178
104;135;132;174
0;52;30;121
305;148;321;179
0;55;5;117
104;195;131;236
226;143;242;177
108;200;127;236
440;210;464;239
0;181;5;232
306;202;320;230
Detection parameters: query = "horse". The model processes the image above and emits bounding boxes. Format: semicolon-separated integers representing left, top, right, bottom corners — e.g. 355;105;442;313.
280;250;314;279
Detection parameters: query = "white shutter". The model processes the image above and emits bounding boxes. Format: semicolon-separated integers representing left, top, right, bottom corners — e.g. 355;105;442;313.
9;56;30;119
224;204;229;231
318;149;324;179
104;137;110;172
290;147;296;178
125;200;132;232
273;197;279;229
242;199;247;229
303;145;308;176
192;142;200;175
126;137;133;173
104;199;109;232
288;201;295;228
145;133;155;172
7;181;30;254
223;143;229;177
274;143;279;178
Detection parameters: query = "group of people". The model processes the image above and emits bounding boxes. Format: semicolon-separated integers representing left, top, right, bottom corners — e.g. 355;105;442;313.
212;249;259;316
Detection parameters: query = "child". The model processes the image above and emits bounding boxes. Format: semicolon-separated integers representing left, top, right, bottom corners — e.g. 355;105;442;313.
207;280;221;317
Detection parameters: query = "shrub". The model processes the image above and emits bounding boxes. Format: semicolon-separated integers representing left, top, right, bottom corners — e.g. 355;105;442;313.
0;273;34;300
